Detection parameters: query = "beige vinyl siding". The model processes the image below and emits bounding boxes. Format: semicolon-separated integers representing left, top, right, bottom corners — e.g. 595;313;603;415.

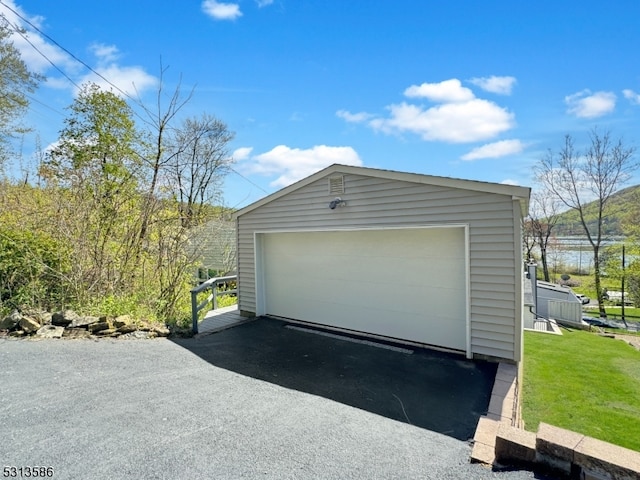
237;172;523;361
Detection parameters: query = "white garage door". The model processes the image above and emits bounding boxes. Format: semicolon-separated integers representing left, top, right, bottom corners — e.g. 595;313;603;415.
258;227;468;352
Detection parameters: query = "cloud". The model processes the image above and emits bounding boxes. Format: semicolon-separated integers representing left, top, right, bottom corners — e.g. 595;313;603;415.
0;0;79;75
623;89;640;105
233;147;253;161
336;110;374;123
501;179;520;186
247;145;363;187
565;90;616;118
370;99;514;143
256;0;274;6
404;79;474;103
78;65;158;97
339;78;515;143
461;139;525;161
469;76;517;95
202;0;242;20
0;1;158;97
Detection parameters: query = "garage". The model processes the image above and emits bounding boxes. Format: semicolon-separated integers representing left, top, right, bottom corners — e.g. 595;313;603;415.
234;164;530;362
257;227;468;352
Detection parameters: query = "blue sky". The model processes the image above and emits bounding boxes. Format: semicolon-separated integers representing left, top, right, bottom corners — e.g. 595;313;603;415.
2;0;640;208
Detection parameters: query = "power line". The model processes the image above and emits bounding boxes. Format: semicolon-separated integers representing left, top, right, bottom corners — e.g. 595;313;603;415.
0;1;145;108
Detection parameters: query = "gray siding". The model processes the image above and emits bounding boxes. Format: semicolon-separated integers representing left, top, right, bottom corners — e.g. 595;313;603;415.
236;172;523;361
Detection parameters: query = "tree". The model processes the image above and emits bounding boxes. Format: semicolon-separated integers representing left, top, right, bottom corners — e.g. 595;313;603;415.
527;192;561;282
167;114;235;228
40;82;143;299
536;129;638;317
0;21;43;167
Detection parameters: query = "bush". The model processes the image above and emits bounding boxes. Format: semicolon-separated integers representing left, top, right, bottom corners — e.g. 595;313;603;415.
0;228;71;313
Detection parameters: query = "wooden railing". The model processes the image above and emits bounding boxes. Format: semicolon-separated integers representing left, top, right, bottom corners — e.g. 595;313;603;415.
190;275;237;334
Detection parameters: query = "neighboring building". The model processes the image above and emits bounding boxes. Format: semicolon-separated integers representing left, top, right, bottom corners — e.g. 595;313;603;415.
523;263;583;328
233;164;530;362
191;219;236;279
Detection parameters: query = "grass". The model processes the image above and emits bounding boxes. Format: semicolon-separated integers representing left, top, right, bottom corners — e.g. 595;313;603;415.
522;329;640;452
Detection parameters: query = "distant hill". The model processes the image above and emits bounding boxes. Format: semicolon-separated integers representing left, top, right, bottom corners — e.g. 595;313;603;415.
551;184;640;237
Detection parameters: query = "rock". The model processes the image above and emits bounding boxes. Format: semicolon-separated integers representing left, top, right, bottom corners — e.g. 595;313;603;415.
93;328;119;337
71;315;100;328
116;324;137;334
24;310;51;325
9;330;25;337
152;325;170;337
52;310;79;327
0;311;21;330
19;316;41;334
113;315;132;328
88;321;112;333
62;328;92;339
36;325;65;339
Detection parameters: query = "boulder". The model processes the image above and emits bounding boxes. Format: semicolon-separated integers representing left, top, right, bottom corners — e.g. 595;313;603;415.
116;324;137;334
62;328;92;339
0;311;21;330
19;316;41;334
93;328;119;337
52;310;80;327
88;321;112;333
71;315;101;329
113;315;133;328
36;325;65;339
152;325;170;337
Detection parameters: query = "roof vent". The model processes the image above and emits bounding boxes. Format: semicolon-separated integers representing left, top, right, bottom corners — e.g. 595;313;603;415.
328;175;345;195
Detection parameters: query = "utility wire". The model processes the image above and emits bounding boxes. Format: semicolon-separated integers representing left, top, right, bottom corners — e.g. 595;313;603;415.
0;1;144;108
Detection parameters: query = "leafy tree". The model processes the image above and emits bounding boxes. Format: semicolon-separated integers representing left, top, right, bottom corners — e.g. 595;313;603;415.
0;21;43;167
536;129;638;317
40;82;143;300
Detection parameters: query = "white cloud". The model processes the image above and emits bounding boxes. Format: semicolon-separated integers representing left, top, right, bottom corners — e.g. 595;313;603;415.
0;0;78;75
256;0;274;6
233;147;253;161
565;90;616;118
202;0;242;20
0;1;158;97
78;65;158;97
90;43;120;63
248;145;363;187
370;99;514;143
623;89;640;105
404;79;474;103
461;139;525;161
469;76;517;95
336;110;374;123
501;179;520;186
339;78;515;143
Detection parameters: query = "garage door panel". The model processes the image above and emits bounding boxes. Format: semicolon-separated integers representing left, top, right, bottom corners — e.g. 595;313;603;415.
260;228;467;351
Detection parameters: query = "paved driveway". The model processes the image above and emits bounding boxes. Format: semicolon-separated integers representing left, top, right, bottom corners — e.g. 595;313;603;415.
0;323;542;479
176;317;497;441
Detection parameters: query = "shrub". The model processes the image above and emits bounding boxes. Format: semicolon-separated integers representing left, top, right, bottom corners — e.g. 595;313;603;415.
0;228;71;313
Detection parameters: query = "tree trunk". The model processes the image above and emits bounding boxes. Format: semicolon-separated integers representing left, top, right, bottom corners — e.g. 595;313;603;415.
592;246;607;318
540;247;550;282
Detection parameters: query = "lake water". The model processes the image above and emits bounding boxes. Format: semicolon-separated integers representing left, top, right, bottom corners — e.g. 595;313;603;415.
532;237;629;273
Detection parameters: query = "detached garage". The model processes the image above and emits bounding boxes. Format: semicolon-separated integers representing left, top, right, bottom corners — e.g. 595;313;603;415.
233;164;530;362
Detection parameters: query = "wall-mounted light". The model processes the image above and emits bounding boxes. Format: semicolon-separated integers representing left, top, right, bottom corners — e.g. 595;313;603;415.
329;197;347;209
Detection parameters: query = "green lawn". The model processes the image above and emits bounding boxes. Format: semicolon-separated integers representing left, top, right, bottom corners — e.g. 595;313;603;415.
522;329;640;451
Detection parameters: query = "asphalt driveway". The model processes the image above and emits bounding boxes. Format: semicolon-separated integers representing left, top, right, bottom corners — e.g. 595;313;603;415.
0;324;544;480
174;317;497;441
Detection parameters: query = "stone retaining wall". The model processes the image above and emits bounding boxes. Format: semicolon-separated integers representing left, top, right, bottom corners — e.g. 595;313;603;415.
0;310;170;339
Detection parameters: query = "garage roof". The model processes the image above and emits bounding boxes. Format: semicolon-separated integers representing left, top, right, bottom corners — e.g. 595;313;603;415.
234;164;531;218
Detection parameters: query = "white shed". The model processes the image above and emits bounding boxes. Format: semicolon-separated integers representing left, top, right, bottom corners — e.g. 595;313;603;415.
233;164;530;362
